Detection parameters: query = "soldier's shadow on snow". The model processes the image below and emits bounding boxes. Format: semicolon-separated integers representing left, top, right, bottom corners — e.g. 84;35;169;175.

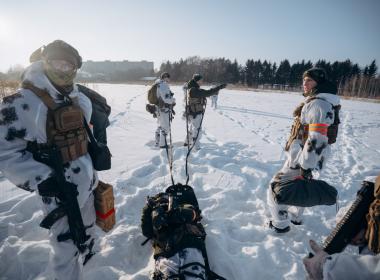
218;105;292;120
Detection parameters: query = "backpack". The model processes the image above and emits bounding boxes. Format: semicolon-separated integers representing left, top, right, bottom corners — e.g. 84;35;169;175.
147;83;159;105
77;84;111;144
141;184;202;243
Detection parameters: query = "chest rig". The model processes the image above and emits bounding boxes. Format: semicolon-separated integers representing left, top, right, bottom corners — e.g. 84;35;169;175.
187;92;206;114
24;82;88;163
285;96;341;151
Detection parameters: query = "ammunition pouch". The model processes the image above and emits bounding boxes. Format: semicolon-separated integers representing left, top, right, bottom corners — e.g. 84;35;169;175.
187;97;206;115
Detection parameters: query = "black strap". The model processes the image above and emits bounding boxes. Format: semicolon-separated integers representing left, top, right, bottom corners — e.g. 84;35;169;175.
164;109;175;185
83;118;97;144
179;261;206;271
201;243;227;280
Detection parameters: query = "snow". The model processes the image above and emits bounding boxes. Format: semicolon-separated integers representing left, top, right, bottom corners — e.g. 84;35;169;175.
1;84;380;280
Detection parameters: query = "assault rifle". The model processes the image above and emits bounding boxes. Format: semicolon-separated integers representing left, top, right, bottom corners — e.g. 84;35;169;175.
310;181;374;256
34;145;89;252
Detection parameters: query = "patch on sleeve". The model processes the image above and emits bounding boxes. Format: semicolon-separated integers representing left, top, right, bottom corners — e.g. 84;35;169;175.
2;93;23;104
0;107;18;125
5;127;26;141
35;175;42;182
17;181;34;192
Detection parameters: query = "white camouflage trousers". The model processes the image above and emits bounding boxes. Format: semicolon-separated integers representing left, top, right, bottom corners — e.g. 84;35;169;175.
186;114;203;149
267;184;304;229
41;193;97;280
153;248;207;280
157;109;171;147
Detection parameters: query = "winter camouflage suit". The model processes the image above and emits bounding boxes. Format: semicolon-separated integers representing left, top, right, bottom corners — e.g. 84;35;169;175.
0;57;98;278
268;70;340;231
155;78;175;148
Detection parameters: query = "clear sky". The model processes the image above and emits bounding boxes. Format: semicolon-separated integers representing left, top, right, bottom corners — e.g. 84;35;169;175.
0;0;379;72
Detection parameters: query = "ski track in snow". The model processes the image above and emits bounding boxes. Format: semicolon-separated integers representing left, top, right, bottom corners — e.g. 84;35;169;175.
1;84;379;280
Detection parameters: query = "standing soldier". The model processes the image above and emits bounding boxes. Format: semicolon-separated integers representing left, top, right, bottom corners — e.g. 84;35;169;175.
0;40;98;279
267;68;341;233
184;74;226;150
210;94;218;109
156;72;176;148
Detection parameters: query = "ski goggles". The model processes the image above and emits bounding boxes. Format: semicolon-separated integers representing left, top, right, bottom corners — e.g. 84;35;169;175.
48;59;77;73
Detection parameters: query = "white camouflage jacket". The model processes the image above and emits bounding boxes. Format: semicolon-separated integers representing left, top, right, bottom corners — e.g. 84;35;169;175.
156;79;175;111
280;92;340;177
0;61;97;208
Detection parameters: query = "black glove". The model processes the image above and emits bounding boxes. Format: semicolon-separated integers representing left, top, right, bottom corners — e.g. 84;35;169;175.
300;168;313;180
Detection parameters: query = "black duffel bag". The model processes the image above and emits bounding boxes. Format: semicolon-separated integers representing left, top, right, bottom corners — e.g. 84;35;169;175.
272;178;337;207
84;120;111;171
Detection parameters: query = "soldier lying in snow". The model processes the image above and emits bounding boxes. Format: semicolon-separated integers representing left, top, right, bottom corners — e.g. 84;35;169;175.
141;184;226;280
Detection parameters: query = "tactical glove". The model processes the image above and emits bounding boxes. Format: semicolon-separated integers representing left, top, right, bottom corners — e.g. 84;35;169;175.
300;168;313;180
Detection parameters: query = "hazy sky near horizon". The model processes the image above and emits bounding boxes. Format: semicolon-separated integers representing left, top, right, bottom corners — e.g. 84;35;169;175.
0;0;379;72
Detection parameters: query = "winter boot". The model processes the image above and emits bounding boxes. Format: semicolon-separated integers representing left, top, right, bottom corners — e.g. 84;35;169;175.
269;221;290;233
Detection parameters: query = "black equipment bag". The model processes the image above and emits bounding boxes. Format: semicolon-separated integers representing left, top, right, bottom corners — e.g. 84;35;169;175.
77;84;111;144
84;120;112;171
272;178;337;207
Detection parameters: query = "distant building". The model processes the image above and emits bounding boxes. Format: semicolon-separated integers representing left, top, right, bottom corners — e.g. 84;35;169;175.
78;60;154;82
81;60;153;75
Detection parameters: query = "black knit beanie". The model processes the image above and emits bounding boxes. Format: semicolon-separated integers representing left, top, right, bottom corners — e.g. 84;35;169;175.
303;68;327;84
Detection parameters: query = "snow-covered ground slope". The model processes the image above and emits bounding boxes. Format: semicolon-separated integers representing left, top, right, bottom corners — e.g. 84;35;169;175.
1;84;379;280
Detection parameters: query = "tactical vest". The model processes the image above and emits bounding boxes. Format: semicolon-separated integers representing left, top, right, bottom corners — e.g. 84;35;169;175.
186;88;206;114
285;97;341;151
23;82;88;163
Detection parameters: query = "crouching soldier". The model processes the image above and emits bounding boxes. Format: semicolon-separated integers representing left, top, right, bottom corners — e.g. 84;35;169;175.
267;68;341;233
141;184;226;280
303;174;380;279
184;74;226;150
0;40;99;279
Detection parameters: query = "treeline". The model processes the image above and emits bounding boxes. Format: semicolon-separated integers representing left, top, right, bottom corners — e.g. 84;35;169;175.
159;57;379;98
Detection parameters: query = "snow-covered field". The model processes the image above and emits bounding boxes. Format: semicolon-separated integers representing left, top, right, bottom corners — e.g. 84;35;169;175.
1;84;379;280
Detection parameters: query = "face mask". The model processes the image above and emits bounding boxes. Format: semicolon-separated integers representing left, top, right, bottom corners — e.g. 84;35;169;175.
44;60;77;87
